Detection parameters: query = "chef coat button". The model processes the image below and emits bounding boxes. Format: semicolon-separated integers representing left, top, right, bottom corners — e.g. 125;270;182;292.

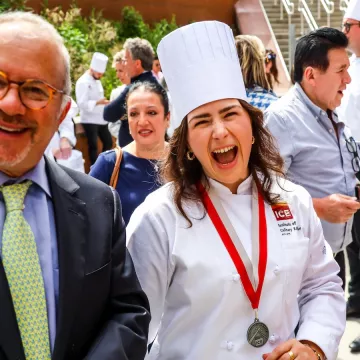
269;335;278;344
232;274;240;282
227;341;234;351
273;266;280;275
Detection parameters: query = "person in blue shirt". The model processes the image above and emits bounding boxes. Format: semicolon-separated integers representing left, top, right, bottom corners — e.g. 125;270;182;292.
235;35;278;112
90;81;170;224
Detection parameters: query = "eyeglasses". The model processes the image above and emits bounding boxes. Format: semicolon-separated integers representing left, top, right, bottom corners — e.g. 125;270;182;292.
265;52;276;63
0;71;66;110
342;21;360;34
345;136;360;172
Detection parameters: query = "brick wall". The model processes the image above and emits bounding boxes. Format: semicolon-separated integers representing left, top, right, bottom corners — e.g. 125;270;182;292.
28;0;237;26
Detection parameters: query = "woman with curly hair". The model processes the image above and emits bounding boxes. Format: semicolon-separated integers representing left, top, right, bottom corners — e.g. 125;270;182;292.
127;21;344;360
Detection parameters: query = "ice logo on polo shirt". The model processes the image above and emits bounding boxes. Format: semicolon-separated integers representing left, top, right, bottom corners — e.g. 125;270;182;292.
272;202;301;236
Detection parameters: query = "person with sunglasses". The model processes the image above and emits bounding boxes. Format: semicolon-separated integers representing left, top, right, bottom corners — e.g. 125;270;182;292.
337;0;360;353
265;49;280;90
0;11;150;360
265;27;360;293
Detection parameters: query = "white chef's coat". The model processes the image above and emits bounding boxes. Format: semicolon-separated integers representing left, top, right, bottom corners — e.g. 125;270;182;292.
338;55;360;141
75;71;107;125
45;98;78;158
127;176;345;360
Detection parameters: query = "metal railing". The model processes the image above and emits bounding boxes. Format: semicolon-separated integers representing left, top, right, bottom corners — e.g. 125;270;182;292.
299;0;319;34
274;0;295;21
339;0;349;11
317;0;334;26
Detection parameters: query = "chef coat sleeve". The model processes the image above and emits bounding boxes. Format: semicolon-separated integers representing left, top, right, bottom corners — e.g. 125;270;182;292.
103;85;130;122
264;109;296;172
75;79;98;113
59;99;78;147
126;201;172;344
296;191;345;360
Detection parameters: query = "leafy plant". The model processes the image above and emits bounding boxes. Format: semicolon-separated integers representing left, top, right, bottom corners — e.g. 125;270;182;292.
118;7;178;52
0;0;30;12
117;6;149;40
1;4;178;98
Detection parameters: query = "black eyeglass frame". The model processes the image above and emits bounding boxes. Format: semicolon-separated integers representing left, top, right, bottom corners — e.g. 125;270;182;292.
345;136;360;173
343;21;360;34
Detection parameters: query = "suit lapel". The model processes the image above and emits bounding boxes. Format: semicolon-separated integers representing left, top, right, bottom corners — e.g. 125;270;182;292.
0;260;25;359
45;159;87;360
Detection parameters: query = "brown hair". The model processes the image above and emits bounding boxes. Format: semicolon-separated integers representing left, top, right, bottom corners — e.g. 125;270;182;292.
235;35;271;91
265;49;279;89
160;100;285;226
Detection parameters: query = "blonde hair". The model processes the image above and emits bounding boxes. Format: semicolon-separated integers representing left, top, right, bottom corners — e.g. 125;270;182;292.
112;49;126;68
235;35;270;90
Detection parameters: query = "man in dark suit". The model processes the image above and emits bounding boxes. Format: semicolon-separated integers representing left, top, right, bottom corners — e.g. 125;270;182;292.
103;37;160;147
0;11;150;360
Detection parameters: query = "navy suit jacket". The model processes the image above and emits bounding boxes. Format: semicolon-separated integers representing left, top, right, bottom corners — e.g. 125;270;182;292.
0;158;150;360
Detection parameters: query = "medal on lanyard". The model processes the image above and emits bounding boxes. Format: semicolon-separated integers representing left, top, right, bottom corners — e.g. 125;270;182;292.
197;181;269;348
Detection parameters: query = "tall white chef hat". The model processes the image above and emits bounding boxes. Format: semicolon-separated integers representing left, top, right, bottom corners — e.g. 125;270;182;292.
90;52;109;73
157;21;247;130
345;0;360;21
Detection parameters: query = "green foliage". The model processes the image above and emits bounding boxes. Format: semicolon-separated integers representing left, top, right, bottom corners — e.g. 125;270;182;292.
0;4;178;98
0;0;30;12
118;7;178;52
117;6;149;40
146;16;178;51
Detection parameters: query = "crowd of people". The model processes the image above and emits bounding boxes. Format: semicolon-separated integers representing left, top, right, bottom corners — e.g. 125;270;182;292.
0;0;360;358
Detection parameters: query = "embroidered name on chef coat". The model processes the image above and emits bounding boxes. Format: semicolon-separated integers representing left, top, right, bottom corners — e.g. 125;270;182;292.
272;202;301;236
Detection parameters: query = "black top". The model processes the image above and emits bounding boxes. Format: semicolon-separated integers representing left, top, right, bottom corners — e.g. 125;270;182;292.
103;72;159;120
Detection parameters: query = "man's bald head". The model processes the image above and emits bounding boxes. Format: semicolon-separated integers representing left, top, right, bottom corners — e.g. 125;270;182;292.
0;12;71;101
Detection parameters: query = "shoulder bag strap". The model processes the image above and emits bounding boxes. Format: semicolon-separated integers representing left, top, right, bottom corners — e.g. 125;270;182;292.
109;146;123;188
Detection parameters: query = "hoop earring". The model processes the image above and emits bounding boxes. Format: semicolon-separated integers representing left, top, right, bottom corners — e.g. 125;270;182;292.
252;136;255;144
187;151;196;161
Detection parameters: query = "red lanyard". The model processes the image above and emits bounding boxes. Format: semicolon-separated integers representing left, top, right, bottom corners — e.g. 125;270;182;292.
197;182;268;310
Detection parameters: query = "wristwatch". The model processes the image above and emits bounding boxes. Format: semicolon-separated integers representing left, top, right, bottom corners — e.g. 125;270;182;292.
305;344;324;360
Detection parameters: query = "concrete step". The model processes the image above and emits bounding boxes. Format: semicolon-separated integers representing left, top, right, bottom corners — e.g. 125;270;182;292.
260;0;346;71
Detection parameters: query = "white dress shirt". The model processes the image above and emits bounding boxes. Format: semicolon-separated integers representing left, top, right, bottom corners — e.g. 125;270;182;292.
127;176;345;360
265;83;357;252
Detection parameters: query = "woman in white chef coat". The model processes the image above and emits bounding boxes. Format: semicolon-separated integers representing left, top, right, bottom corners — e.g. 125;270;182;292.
127;21;345;360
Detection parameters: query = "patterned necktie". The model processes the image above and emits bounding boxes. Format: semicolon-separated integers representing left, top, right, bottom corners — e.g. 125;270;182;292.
1;181;51;360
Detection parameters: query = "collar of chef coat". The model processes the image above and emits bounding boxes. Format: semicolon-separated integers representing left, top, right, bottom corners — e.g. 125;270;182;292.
207;175;253;197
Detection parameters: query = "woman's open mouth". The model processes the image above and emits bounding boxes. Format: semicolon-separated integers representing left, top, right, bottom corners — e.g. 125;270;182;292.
138;129;153;137
211;145;238;166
